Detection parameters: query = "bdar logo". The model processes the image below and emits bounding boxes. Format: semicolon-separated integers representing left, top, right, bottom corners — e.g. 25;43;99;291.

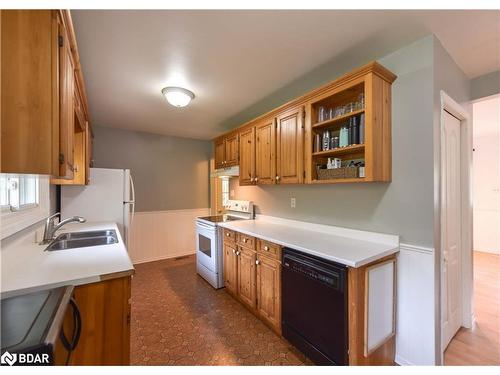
1;351;17;366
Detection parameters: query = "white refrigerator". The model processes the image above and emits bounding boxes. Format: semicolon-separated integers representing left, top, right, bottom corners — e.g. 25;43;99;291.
61;168;135;247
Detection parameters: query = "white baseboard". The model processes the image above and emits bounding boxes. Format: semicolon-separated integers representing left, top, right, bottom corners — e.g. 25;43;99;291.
132;251;196;265
128;208;209;265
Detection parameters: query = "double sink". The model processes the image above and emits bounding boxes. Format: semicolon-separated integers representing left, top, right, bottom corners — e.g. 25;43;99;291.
45;230;118;251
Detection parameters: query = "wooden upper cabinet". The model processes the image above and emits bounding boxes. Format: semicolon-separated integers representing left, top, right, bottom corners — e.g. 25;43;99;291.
1;10;92;178
276;106;304;184
214;133;239;168
1;10;59;175
58;19;75;179
256;254;281;333
224;133;239;167
255;118;276;185
214;137;225;169
223;241;238;295
237;246;257;310
239;126;256;186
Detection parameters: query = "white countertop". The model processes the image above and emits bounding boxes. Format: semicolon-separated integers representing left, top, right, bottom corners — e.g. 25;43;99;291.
1;222;134;299
218;216;399;268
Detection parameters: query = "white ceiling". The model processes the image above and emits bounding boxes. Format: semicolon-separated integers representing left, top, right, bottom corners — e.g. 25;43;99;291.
72;10;500;140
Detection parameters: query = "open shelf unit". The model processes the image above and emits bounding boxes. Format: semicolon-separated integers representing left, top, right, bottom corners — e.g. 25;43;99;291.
305;64;396;184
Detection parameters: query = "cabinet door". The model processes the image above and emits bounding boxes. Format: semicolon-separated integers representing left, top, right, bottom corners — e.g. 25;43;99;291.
239;127;255;185
256;255;281;333
223;241;238;294
276;106;304;184
225;133;239;167
255;118;276;184
214;138;225;169
58;19;75;179
237;246;257;309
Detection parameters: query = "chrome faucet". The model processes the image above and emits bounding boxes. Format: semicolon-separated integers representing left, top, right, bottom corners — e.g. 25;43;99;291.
41;213;86;244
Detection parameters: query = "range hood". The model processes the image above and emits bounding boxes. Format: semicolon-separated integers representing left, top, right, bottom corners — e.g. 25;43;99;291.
211;165;239;178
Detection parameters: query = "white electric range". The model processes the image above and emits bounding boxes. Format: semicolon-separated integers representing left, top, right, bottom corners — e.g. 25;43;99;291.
195;200;254;289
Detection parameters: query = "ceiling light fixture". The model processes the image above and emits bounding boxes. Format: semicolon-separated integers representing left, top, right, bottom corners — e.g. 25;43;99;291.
161;86;195;107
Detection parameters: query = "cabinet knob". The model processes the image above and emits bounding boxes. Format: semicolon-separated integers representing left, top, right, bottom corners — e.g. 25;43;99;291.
264;246;269;251
275;175;280;181
232;249;236;254
236;251;241;256
243;238;247;243
254;177;258;182
226;232;230;237
255;260;261;265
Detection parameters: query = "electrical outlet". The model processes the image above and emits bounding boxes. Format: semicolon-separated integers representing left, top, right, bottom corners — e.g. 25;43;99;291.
291;197;296;208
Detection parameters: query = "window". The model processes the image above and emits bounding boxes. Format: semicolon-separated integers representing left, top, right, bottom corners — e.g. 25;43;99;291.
221;177;230;207
0;174;50;239
0;174;39;211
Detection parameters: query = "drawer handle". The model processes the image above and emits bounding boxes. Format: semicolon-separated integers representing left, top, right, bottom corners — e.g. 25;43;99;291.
264;246;269;251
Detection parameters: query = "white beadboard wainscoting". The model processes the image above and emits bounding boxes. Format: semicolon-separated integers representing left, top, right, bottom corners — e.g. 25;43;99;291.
128;208;210;264
395;243;436;366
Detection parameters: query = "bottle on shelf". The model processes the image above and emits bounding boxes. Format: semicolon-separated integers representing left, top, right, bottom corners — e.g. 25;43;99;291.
352;116;359;145
339;125;348;147
359;113;365;144
348;119;353;145
322;130;330;151
314;133;321;152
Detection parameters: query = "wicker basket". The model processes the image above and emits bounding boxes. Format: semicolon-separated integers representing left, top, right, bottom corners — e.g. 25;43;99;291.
317;167;359;180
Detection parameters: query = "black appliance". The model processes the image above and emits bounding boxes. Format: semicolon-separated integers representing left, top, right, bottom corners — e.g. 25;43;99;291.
1;286;81;366
282;248;348;365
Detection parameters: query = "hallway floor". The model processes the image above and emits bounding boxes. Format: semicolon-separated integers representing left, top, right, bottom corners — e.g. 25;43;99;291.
444;251;500;365
130;255;311;365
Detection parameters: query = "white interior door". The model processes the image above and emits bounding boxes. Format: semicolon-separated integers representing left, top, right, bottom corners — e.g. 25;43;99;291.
442;110;463;350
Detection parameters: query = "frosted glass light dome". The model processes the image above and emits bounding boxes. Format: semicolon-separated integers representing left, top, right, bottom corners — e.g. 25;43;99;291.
161;87;195;107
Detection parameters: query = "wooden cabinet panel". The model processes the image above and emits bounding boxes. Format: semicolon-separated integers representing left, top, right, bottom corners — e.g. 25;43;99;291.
58;17;75;179
276;106;304;184
239;126;256;185
257;239;281;260
223;228;236;242
224;133;239;167
69;276;131;365
223;241;238;295
255;118;276;184
236;232;256;250
1;10;59;175
256;255;281;333
237;246;257;310
214;138;225;169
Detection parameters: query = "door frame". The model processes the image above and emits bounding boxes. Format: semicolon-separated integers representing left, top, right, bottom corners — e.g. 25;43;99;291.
437;91;473;360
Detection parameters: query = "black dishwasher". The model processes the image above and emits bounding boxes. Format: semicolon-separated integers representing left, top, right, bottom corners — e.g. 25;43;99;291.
282;247;348;365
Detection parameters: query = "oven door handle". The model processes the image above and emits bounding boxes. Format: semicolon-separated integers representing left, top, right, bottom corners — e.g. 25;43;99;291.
196;222;215;231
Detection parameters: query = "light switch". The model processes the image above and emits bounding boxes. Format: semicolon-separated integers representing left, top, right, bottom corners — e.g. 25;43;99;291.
291;197;296;208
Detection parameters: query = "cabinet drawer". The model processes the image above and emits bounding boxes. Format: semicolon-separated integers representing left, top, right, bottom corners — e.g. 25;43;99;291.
257;239;281;260
236;233;256;249
223;229;236;242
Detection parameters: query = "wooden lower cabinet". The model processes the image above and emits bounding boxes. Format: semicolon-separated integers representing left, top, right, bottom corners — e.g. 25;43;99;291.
256;254;281;333
237;246;257;309
223;241;238;295
61;275;132;365
224;233;282;334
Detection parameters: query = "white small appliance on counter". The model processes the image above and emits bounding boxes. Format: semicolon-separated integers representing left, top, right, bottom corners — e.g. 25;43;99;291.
61;168;135;247
195;200;254;289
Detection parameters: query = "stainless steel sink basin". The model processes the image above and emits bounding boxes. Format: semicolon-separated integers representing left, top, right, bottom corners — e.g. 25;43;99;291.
45;229;118;251
56;230;116;241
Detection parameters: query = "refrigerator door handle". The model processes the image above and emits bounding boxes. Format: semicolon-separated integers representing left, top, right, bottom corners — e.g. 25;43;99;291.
129;173;136;204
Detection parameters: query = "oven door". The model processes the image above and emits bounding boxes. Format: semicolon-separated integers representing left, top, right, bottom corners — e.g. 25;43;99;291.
196;221;217;272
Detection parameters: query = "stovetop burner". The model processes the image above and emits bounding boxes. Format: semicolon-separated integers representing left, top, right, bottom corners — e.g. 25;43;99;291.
198;215;243;223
